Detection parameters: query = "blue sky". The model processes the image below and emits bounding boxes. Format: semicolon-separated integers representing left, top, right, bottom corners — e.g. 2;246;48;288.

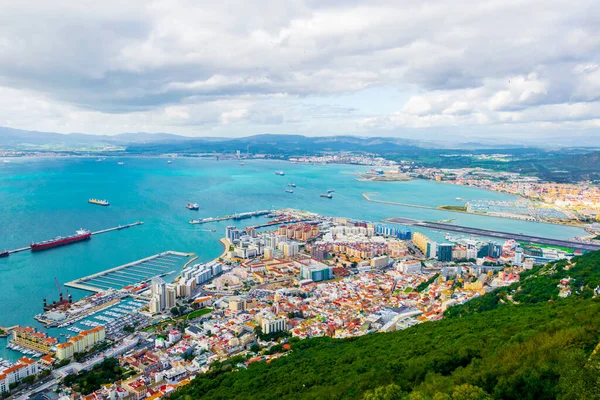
0;0;599;144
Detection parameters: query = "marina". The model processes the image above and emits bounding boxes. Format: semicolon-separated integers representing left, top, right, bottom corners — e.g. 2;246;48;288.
65;251;194;293
4;221;144;255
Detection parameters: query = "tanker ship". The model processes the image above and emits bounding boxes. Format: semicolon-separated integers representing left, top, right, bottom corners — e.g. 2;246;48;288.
31;229;92;251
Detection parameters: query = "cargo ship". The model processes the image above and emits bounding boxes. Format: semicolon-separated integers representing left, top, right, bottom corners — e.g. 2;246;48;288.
275;171;285;176
320;193;333;199
187;203;199;210
88;198;110;206
30;229;92;251
0;250;8;258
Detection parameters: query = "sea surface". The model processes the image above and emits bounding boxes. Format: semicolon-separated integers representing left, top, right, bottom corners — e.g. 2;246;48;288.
0;157;586;360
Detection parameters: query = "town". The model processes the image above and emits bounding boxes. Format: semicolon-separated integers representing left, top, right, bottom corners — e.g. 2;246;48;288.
0;209;585;399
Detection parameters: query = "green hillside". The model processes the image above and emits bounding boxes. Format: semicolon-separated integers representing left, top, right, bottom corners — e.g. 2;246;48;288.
170;252;600;400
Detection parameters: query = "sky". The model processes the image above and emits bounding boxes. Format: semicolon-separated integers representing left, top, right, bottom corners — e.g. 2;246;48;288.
0;0;599;142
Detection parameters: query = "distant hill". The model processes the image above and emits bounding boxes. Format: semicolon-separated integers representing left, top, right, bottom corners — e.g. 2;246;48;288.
170;251;600;400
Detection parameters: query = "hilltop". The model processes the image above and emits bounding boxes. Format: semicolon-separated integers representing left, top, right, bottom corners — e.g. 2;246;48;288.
170;251;600;400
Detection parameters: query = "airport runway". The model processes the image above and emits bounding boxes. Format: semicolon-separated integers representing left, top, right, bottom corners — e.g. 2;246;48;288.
385;217;600;251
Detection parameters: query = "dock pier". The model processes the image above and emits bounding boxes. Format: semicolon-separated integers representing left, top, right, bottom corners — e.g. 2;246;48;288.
65;251;194;293
189;210;273;225
4;221;144;255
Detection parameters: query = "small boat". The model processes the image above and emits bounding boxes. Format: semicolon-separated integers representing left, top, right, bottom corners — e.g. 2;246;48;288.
187;203;199;210
167;160;173;164
286;189;294;193
0;251;8;258
275;171;285;176
288;183;296;187
118;162;125;165
320;193;333;198
240;162;245;166
327;189;335;193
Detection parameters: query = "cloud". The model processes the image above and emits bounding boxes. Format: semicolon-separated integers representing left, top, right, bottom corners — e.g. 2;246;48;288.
0;0;598;142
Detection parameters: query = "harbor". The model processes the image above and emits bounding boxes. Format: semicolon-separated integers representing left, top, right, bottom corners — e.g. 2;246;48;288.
64;251;194;293
4;221;144;255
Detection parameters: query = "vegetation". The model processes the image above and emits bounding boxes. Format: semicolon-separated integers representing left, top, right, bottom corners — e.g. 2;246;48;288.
415;273;439;292
63;358;132;395
171;251;600;400
437;205;467;212
184;308;213;320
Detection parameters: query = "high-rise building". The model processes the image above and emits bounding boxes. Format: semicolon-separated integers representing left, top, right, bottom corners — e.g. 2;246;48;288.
283;242;299;258
263;246;274;260
166;286;177;310
437;244;453;262
310;247;328;261
151;277;167;311
426;241;438;258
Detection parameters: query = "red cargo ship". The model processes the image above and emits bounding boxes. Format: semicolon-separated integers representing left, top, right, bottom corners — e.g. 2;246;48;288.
30;229;92;251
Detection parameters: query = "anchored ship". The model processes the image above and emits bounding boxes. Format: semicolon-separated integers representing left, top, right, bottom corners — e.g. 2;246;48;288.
288;183;296;187
286;189;294;193
320;193;333;198
187;203;199;210
327;189;335;193
275;171;285;176
31;229;92;251
88;198;110;206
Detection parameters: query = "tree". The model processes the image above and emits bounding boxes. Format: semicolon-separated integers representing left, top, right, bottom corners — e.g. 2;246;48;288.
171;307;180;316
450;384;492;400
363;384;404;400
123;325;135;333
250;344;260;353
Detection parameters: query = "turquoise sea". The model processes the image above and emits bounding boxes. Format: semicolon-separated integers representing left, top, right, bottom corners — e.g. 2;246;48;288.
0;157;586;360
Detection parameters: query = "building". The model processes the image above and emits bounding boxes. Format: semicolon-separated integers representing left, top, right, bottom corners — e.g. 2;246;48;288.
260;317;287;334
310;247;328;261
370;255;390;268
55;326;106;360
151;277;167;311
263;246;274;260
11;326;58;355
412;232;431;254
282;243;299;258
228;297;247;312
299;262;333;282
397;228;412;240
426;241;437;259
398;260;422;274
0;357;38;391
437;244;453;262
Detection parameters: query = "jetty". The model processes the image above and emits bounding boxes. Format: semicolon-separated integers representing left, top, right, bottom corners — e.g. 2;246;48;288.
189;210;272;225
4;222;144;255
65;250;194;293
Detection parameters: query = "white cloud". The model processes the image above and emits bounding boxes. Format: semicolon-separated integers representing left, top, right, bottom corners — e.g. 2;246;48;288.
0;0;598;142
